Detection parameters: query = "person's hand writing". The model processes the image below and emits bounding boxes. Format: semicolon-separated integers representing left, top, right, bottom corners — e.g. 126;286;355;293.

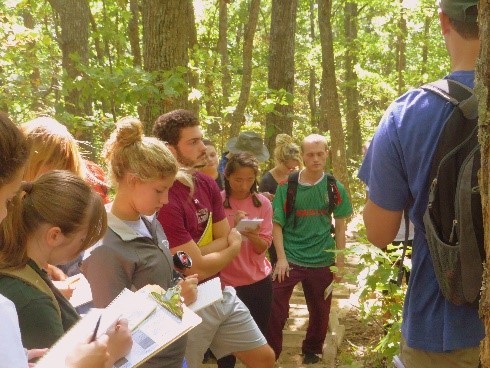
65;334;110;368
46;264;67;281
232;210;248;227
27;348;48;367
105;318;132;366
272;258;290;283
179;274;198;305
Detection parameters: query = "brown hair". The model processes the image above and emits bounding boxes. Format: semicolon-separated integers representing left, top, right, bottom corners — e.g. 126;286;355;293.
0;170;107;268
274;134;302;167
450;14;479;39
0;112;30;185
223;152;261;209
21;117;86;181
104;116;178;185
152;109;199;147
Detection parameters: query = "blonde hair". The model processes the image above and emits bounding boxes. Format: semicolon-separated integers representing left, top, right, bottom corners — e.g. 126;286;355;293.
274;134;302;166
301;134;329;152
0;170;107;268
103;117;178;184
21;117;86;181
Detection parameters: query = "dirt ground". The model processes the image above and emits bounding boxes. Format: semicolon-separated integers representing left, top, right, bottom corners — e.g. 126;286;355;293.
336;308;385;368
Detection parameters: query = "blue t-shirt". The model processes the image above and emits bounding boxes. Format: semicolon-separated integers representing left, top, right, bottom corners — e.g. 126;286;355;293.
358;71;484;352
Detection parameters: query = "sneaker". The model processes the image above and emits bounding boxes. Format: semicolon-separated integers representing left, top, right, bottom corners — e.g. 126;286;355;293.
302;352;321;364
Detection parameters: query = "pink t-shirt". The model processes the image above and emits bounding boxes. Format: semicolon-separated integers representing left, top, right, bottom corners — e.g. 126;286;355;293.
158;171;226;247
219;192;273;287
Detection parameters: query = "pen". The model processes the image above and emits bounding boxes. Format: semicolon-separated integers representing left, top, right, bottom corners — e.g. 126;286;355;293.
89;315;102;343
68;277;80;287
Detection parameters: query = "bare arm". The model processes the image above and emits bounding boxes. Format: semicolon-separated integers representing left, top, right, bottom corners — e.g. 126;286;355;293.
199;218;231;255
333;217;347;282
363;199;402;248
271;222;290;283
170;225;242;282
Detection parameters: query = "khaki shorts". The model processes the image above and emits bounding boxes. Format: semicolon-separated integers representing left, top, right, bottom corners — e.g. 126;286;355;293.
184;286;266;368
400;335;480;368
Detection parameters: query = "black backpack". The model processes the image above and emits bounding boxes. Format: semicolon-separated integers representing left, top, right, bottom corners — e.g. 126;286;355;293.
285;171;341;229
422;79;484;306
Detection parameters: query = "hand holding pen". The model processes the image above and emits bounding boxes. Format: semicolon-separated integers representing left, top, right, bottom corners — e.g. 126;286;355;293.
173;250;198;305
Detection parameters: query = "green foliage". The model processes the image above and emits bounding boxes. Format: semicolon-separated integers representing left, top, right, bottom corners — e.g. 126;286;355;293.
352;225;411;365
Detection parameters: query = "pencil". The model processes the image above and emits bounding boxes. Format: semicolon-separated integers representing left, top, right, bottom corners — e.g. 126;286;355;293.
89;315;102;343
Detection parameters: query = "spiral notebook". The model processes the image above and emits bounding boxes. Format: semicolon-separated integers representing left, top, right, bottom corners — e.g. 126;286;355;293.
188;276;223;312
36;287;202;368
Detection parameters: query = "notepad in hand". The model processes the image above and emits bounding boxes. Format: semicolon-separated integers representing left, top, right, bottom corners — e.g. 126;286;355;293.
235;218;263;232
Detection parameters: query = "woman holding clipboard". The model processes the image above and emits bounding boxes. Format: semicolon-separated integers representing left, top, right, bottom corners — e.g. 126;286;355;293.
220;152;273;336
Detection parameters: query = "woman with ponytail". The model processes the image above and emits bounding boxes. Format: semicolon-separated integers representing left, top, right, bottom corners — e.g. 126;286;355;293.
220;152;273;336
81;117;198;368
0;115;131;368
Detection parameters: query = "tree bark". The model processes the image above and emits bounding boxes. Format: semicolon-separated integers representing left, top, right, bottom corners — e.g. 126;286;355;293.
308;0;318;127
47;0;91;116
318;0;351;198
343;1;362;160
395;1;407;96
22;5;41;111
476;1;490;366
140;0;193;131
230;0;261;137
218;0;231;111
128;0;142;67
265;0;298;155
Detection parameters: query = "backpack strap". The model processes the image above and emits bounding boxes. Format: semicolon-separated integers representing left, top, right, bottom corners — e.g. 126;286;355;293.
285;171;341;228
422;79;477;119
285;171;300;227
0;265;61;317
326;173;341;215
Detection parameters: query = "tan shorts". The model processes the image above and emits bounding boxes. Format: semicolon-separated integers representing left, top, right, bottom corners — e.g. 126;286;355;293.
400;335;480;368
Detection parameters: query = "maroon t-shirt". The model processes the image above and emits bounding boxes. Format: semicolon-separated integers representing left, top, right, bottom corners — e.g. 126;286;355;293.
158;171;226;248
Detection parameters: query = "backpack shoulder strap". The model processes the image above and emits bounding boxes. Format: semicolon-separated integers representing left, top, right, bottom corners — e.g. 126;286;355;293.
326;173;341;215
422;79;477;119
285;171;300;220
0;265;61;317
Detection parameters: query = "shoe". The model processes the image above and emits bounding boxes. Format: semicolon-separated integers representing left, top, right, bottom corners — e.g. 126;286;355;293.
302;352;321;364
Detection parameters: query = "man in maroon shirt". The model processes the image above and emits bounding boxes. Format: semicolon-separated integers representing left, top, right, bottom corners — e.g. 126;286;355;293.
153;109;275;368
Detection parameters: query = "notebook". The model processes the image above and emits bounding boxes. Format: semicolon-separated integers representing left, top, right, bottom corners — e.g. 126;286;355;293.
188;277;223;312
36;287;202;368
53;273;93;309
235;218;263;232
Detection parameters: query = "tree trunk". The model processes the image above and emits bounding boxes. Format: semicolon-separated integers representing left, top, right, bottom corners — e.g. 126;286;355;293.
307;0;318;127
22;5;41;111
128;0;142;67
140;0;193;131
265;0;298;155
343;1;362;160
476;1;490;366
230;0;261;137
318;0;351;198
48;0;91;116
395;2;407;96
219;0;231;111
420;15;431;82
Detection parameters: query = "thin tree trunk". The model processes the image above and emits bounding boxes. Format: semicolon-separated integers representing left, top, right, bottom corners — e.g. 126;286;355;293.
22;5;41;111
318;0;351;198
219;0;231;110
476;1;490;366
230;0;261;137
128;0;142;67
396;2;407;96
343;1;362;159
307;0;318;126
264;0;298;155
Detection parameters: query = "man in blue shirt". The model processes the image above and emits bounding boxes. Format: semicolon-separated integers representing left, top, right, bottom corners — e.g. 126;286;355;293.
358;1;483;367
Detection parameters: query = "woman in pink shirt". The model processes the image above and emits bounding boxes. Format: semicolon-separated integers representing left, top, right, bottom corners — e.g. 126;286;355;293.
220;152;273;335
